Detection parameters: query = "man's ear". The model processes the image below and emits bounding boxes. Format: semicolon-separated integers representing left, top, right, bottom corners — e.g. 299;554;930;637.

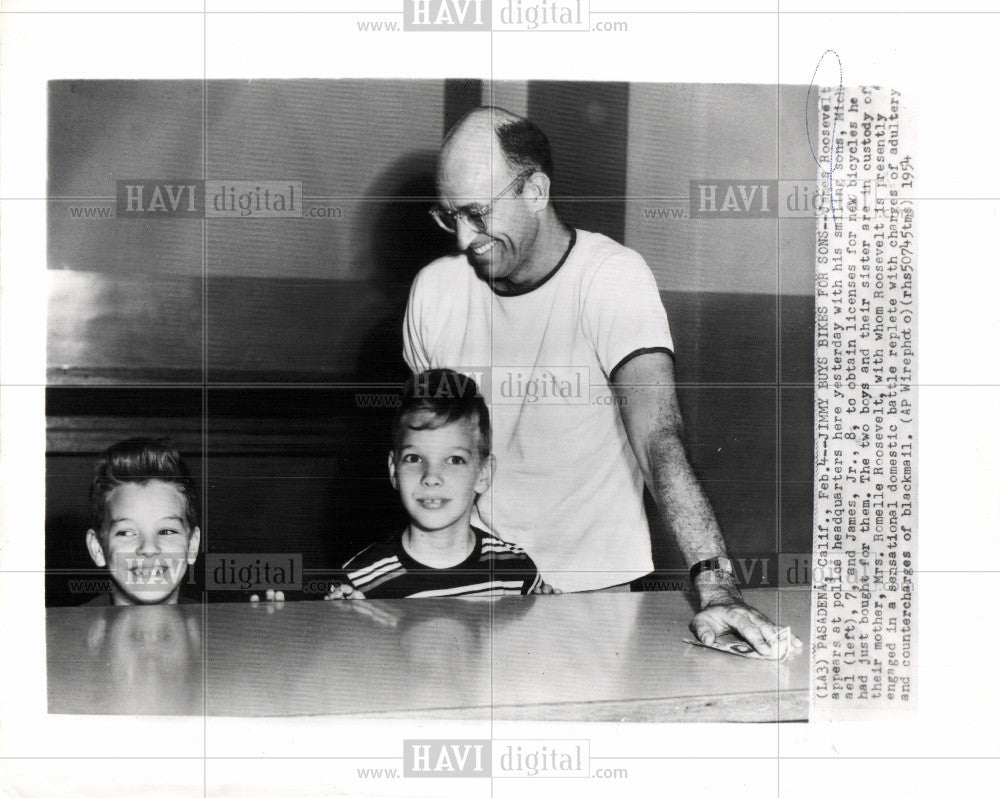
186;526;201;565
523;171;551;211
85;529;107;568
387;451;398;489
475;454;496;495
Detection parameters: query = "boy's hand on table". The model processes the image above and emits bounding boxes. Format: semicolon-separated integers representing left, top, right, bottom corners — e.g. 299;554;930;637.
249;589;285;614
531;580;561;595
690;572;803;658
324;583;366;600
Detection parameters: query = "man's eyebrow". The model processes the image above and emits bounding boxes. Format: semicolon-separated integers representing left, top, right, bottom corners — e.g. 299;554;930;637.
442;198;486;213
110;517;135;524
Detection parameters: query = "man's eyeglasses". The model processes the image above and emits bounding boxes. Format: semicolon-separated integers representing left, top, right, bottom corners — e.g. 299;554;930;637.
429;168;535;234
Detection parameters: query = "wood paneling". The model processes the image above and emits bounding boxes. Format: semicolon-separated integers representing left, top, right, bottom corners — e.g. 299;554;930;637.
49;79;450;281
48;269;813;386
528;81;630;243
444;78;484;134
624;83;818;297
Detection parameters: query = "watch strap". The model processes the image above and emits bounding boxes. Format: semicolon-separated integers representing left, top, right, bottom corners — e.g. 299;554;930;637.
689;556;734;582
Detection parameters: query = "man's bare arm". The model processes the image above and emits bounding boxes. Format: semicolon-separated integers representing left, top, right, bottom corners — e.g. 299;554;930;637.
612;351;801;655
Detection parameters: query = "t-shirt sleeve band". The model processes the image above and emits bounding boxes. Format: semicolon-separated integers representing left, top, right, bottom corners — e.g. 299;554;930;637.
608;346;675;383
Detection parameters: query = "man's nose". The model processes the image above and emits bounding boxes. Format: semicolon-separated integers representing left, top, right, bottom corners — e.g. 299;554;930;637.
455;215;480;251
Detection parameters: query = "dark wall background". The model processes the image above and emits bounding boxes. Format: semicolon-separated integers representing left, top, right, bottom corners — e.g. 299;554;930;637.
46;79;814;605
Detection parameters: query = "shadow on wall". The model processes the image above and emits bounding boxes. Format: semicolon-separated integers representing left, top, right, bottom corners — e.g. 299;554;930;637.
352;149;454;382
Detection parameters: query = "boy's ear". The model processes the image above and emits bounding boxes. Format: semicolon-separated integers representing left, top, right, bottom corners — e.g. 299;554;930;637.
387;451;398;489
475;454;496;495
85;529;107;568
186;526;201;565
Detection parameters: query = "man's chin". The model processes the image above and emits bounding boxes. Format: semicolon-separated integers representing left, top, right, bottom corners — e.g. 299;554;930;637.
467;254;505;283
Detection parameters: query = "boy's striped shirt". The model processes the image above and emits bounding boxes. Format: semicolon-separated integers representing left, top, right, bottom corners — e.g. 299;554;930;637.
343;527;541;599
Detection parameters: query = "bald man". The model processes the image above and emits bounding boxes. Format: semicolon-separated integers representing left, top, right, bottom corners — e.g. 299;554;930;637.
403;106;800;656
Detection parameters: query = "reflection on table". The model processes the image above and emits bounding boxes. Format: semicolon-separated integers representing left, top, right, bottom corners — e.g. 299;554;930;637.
47;588;809;722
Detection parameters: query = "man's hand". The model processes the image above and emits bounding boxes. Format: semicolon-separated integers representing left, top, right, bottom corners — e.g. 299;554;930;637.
324;582;366;600
691;601;803;658
691;572;803;657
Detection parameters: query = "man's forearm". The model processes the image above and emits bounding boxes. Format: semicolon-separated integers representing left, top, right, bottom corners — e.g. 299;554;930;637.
610;352;747;608
646;433;743;607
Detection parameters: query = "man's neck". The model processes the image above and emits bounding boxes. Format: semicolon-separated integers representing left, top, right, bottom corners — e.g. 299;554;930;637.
496;215;573;293
402;523;477;569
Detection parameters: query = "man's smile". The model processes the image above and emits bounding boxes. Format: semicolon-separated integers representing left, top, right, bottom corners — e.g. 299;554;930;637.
469;239;498;257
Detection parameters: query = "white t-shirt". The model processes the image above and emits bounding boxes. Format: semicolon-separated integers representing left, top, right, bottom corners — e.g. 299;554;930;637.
402;229;674;592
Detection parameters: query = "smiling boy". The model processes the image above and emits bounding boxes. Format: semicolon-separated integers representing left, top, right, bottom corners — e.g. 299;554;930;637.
83;438;201;606
330;369;548;599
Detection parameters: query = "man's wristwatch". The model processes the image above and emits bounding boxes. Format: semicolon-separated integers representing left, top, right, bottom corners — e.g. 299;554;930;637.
689;556;735;582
